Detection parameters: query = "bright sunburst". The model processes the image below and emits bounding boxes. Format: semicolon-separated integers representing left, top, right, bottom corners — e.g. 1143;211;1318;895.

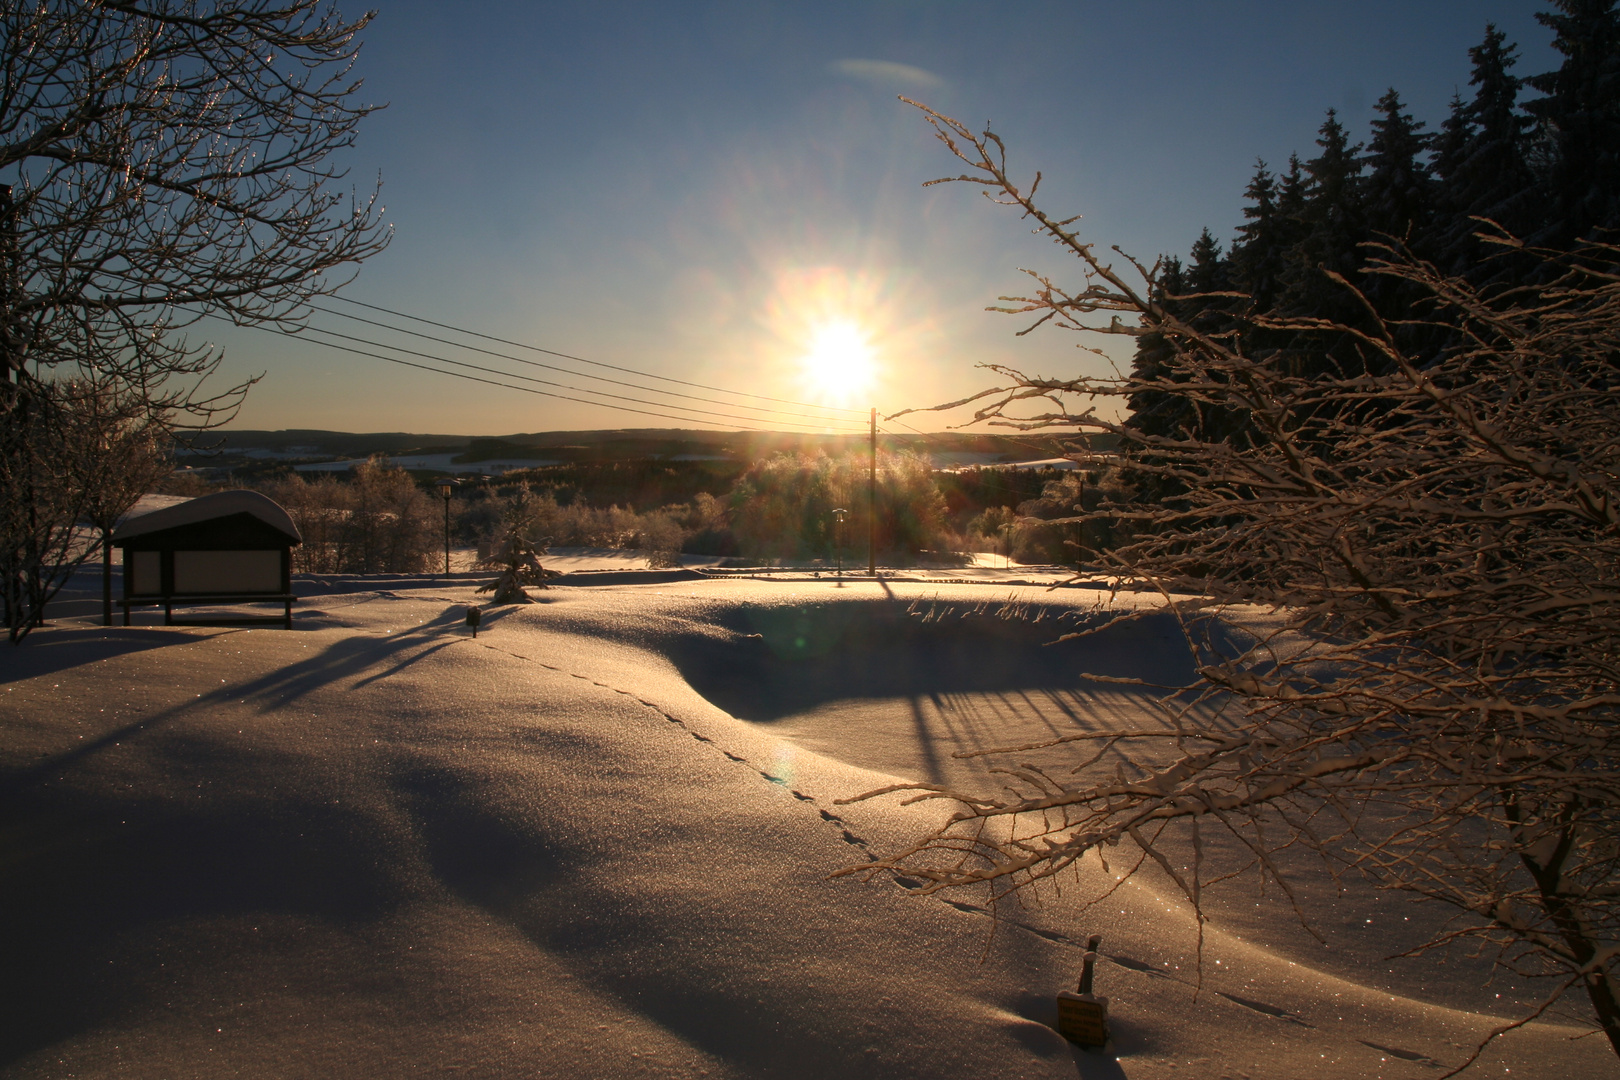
801;319;874;405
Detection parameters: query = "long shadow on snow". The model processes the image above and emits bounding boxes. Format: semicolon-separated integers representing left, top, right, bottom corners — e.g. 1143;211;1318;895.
0;743;400;1068
670;600;1217;722
392;760;570;910
391;753;1059;1078
391;760;815;1074
0;627;210;686
0;607;472;801
0;611;486;1065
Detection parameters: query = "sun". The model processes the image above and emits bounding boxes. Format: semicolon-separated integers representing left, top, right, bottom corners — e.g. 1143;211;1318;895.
800;320;875;405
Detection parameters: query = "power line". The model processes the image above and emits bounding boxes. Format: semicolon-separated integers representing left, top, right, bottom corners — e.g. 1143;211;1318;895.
218;317;774;431
330;295;872;416
307;301;866;428
293;321;865;430
242;310;1074;457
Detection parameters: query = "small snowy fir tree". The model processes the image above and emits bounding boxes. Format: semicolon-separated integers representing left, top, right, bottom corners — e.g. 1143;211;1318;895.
476;530;559;604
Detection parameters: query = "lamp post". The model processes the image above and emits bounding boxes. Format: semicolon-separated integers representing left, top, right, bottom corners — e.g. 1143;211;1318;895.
832;507;848;580
434;477;456;575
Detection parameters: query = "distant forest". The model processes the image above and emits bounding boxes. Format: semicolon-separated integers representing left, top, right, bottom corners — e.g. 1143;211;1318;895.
1129;1;1620;439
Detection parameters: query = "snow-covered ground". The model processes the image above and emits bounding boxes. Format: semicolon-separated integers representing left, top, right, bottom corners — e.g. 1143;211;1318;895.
1;576;1608;1078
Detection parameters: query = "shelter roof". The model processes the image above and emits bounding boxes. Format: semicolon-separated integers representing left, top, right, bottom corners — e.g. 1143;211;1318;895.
112;490;301;545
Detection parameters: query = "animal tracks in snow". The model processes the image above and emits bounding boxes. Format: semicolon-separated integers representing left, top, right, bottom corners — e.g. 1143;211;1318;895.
468;636;1204;970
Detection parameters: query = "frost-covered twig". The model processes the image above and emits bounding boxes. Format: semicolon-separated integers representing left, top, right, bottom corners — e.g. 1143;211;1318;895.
843;102;1620;1065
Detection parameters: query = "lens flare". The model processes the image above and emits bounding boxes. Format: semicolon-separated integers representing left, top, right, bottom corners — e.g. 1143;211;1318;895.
801;319;874;404
756;265;903;415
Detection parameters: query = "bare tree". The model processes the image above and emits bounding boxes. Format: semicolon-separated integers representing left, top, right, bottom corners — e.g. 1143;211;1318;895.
842;103;1620;1069
64;379;174;626
1;1;389;639
1;377;174;639
0;378;87;639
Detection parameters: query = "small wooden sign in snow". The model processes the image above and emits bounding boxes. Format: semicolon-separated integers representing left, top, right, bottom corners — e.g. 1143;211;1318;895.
1056;936;1109;1048
1055;993;1108;1047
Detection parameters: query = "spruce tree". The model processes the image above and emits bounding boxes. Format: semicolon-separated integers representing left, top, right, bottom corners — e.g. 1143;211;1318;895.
1280;111;1367;346
1129;235;1255;447
1432;91;1473;190
1362;88;1434;245
1434;25;1535;273
1126;256;1188;440
1523;0;1620;245
1275;154;1311;274
1277;154;1308;229
1360;89;1437;342
1232;161;1290;312
1187;227;1228;292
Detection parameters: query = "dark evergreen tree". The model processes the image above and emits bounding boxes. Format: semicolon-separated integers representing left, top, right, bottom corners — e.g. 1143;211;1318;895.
1273;154;1312;286
1231;160;1289;312
1359;89;1439;343
1187;227;1228;293
1126;256;1188;440
1523;0;1620;244
1129;236;1253;447
1280;111;1369;362
1362;88;1433;244
1434;25;1536;273
1282;112;1363;300
1432;91;1473;189
1277;154;1308;233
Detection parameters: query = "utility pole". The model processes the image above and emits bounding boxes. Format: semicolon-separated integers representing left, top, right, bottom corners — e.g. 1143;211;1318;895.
868;407;877;577
833;507;847;579
1077;473;1086;578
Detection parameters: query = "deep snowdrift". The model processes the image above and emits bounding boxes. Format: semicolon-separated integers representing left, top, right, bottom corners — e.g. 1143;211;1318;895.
0;577;1608;1078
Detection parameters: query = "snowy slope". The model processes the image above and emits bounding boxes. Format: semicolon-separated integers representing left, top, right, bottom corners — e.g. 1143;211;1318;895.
0;578;1608;1079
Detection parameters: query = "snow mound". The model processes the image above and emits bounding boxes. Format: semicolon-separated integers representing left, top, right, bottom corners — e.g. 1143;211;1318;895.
0;578;1607;1078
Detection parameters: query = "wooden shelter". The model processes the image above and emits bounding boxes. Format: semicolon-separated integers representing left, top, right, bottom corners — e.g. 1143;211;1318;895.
113;490;302;628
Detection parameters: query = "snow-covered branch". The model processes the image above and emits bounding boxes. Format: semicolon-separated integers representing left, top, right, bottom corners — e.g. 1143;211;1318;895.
848;103;1620;1064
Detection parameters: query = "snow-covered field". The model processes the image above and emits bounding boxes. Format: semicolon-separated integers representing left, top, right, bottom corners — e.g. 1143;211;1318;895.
1;575;1609;1078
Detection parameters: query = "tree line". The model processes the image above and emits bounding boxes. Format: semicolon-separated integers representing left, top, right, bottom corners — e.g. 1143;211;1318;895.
1133;4;1620;445
254;448;983;576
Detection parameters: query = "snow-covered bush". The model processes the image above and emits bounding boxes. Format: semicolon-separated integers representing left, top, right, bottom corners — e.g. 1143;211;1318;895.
847;104;1620;1066
728;449;951;563
263;457;436;574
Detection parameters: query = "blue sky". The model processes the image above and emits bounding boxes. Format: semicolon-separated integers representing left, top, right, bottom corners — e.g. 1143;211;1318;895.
218;1;1559;436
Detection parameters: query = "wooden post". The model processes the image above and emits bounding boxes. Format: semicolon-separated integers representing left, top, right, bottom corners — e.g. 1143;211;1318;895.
868;407;876;577
102;527;113;626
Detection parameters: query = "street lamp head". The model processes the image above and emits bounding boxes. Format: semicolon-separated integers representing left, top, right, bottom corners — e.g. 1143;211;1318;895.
833;507;848;522
435;477;457;501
